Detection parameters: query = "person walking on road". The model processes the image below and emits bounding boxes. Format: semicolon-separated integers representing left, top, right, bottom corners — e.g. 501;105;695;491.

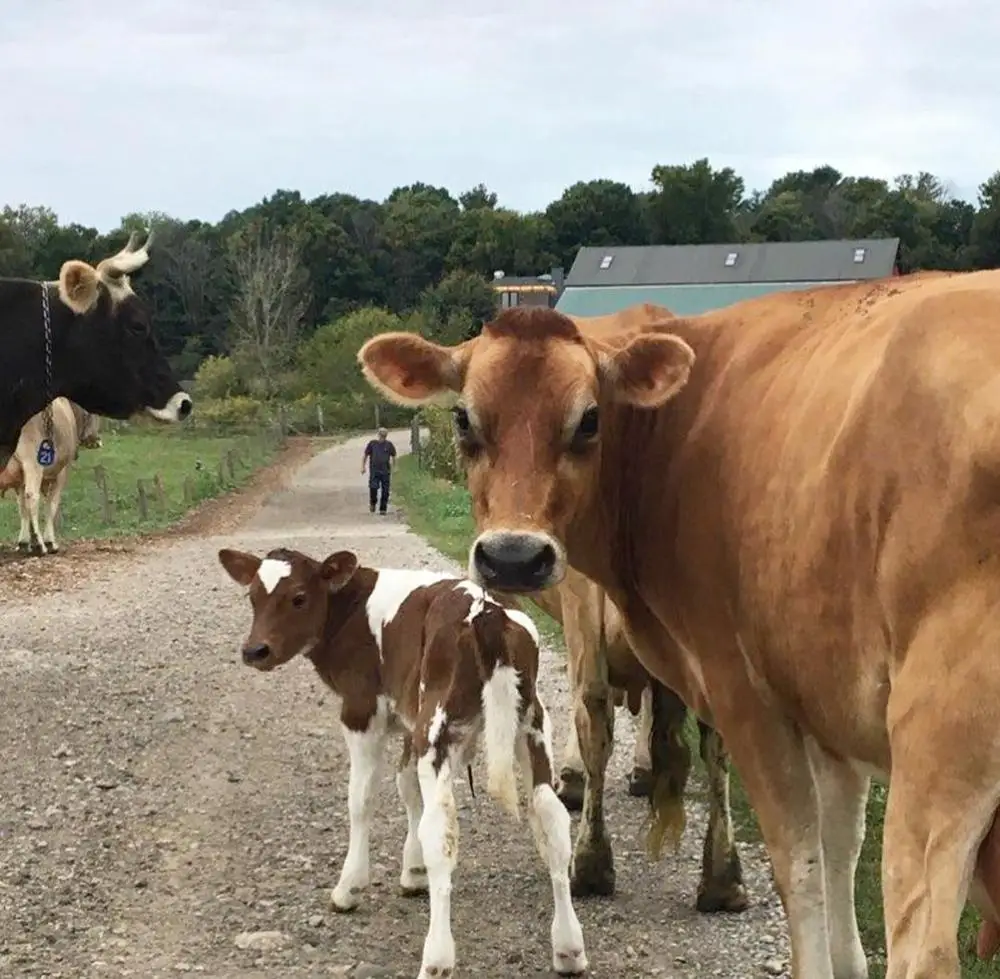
362;427;397;514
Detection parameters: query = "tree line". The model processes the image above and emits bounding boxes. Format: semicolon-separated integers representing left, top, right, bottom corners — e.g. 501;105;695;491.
3;159;1000;395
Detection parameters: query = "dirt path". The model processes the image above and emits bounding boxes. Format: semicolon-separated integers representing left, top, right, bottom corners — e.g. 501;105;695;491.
0;433;790;978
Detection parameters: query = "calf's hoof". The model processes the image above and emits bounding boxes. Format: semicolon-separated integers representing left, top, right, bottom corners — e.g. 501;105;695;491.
400;865;428;897
557;768;585;813
553;947;588;975
627;766;653;799
570;835;615;897
330;884;364;913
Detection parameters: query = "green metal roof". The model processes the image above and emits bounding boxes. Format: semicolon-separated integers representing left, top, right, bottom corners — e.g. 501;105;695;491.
555;281;846;318
565;239;899;287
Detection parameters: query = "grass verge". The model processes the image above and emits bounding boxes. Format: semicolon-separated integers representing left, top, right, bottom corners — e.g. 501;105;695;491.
0;427;282;544
392;454;992;978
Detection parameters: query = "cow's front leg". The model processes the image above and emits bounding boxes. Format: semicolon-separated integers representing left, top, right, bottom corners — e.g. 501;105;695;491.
695;721;749;913
396;736;428;896
331;718;386;912
570;676;616;897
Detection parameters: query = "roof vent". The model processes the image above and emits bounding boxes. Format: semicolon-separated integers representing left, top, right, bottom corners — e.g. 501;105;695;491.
599;254;614;270
725;251;738;267
853;248;866;264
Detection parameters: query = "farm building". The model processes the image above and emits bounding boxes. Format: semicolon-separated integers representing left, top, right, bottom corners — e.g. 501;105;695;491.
491;266;565;310
555;238;900;318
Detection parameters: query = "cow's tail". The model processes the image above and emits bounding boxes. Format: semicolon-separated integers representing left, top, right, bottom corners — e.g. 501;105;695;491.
646;678;692;859
472;603;523;822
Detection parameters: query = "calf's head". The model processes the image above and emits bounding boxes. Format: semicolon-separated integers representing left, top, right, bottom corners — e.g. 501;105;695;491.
56;230;192;424
358;306;693;593
218;546;360;670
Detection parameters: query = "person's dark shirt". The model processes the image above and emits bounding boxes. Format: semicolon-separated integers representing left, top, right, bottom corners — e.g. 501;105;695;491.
364;439;396;475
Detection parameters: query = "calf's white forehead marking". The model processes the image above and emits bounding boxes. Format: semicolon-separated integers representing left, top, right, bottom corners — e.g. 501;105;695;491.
365;568;454;654
257;558;292;595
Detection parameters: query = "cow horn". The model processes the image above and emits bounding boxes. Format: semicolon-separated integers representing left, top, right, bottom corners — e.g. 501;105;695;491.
141;227;155;253
121;230;139;254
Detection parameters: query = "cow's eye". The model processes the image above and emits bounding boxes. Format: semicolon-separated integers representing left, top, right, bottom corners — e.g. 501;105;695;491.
292;593;306;609
570;406;600;452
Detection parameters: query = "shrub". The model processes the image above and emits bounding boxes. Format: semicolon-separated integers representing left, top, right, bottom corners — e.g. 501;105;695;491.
192;355;243;400
421;404;462;482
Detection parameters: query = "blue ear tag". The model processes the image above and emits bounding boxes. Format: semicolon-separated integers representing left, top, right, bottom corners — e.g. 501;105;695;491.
37;439;55;467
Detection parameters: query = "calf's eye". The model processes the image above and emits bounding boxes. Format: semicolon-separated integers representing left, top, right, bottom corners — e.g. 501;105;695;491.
570;406;600;452
292;593;306;609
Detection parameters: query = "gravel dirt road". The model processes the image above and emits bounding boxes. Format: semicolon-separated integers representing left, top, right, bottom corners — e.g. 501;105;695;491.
0;432;790;978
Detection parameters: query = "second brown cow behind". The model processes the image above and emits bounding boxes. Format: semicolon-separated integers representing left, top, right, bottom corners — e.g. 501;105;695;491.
218;545;588;979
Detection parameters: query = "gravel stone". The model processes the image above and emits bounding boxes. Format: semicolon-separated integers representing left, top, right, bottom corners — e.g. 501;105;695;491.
0;432;790;977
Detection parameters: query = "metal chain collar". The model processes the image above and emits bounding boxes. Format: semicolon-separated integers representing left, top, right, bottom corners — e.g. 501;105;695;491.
40;283;55;466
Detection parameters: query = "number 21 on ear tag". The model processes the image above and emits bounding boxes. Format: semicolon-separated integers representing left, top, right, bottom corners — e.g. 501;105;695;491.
37;439;55;467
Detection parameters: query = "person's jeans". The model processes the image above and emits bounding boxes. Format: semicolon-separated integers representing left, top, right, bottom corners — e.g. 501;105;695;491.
369;472;390;513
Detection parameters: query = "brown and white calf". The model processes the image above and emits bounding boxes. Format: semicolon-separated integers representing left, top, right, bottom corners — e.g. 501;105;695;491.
218;546;588;978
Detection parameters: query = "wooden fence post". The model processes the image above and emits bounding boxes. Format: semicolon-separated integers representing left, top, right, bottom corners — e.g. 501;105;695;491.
94;465;113;524
317;403;324;434
410;416;422;468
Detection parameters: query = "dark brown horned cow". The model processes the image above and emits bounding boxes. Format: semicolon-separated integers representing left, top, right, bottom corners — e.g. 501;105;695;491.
0;230;192;469
359;273;1000;979
218;546;588;979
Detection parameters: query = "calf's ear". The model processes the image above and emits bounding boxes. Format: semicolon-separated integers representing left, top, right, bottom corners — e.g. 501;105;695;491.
58;261;101;315
321;550;359;592
599;332;695;409
218;548;261;586
358;332;473;406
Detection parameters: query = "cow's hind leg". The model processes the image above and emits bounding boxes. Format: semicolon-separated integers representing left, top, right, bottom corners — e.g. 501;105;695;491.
22;470;46;555
882;587;1000;979
695;721;749;913
15;489;31;551
627;684;654;798
518;697;587;975
42;470;68;553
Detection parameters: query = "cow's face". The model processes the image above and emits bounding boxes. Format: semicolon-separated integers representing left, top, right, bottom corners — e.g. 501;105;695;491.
218;547;359;671
55;232;193;423
358;307;694;593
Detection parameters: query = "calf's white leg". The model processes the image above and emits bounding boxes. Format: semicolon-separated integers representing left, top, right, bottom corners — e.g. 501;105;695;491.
518;698;588;975
416;747;459;979
396;744;427;895
331;718;387;912
15;488;31;549
22;468;47;554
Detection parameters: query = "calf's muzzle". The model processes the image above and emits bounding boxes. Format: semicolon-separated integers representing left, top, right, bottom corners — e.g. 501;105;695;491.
471;530;562;593
242;642;270;665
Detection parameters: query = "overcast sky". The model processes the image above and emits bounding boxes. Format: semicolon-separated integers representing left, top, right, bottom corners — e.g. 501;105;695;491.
2;0;996;231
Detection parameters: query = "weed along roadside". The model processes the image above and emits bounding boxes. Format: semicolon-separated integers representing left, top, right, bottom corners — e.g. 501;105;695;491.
391;451;990;979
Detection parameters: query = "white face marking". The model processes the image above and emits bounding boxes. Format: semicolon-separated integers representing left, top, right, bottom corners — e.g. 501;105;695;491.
145;391;193;423
365;569;455;655
257;558;292;595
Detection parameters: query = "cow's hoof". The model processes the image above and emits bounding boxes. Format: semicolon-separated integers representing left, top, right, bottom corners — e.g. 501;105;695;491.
570;834;615;897
696;855;749;913
16;542;30;552
627;766;653;799
557;768;585;812
399;865;428;897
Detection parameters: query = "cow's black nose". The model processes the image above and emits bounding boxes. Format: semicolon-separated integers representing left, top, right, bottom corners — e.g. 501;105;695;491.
472;532;558;593
242;643;270;664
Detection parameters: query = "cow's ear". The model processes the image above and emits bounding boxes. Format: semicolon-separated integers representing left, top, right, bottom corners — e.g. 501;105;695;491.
320;550;359;592
58;261;101;315
358;332;473;406
599;332;694;409
218;548;261;586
